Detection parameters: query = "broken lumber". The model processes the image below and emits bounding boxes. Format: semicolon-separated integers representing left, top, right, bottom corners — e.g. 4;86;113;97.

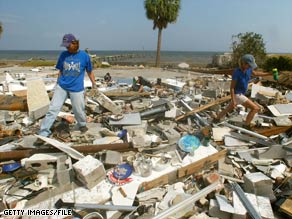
140;149;227;191
175;95;231;121
103;91;150;97
0;142;135;161
278;198;292;216
0;95;28;111
178;149;227;177
255;126;292;137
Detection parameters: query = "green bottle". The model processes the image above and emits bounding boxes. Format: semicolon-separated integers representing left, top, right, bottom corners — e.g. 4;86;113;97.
272;68;279;81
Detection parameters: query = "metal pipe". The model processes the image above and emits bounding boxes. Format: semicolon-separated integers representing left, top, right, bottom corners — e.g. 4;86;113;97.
231;182;262;219
180;100;208;126
140;104;169;118
55;199;137;212
74;203;137;211
256;114;274;121
223;122;270;141
152;181;220;219
227;132;273;146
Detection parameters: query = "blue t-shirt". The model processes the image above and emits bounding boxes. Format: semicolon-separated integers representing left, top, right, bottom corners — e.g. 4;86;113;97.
232;67;252;94
56;50;92;92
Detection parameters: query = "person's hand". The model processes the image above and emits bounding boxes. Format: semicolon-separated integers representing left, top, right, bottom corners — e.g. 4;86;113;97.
89;84;98;97
232;100;237;108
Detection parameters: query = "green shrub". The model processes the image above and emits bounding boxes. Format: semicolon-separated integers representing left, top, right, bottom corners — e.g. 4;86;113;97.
20;60;56;67
263;56;292;71
231;32;266;67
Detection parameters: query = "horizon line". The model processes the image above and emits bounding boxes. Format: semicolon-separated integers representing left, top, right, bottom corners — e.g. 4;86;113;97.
0;49;291;54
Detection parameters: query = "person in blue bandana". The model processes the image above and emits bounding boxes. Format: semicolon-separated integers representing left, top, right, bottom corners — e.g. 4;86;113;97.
215;54;272;128
37;34;96;139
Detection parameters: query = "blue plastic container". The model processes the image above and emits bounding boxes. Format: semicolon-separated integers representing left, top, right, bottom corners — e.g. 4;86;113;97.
178;135;200;153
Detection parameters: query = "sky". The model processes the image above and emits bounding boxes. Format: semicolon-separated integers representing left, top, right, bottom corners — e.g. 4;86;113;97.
0;0;292;53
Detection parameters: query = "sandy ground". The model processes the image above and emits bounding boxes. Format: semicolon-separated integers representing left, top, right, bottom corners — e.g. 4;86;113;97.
94;66;199;80
0;65;205;82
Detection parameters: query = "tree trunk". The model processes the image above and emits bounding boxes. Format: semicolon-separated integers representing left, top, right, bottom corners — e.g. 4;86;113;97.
155;28;162;67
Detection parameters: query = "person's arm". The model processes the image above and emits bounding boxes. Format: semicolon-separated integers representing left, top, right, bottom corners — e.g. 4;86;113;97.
55;52;64;84
252;70;272;77
87;71;96;88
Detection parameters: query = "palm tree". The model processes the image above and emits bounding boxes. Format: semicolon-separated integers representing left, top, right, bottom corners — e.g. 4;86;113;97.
0;22;3;38
144;0;180;67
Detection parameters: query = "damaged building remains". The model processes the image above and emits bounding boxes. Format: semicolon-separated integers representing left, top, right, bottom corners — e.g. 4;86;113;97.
0;66;292;219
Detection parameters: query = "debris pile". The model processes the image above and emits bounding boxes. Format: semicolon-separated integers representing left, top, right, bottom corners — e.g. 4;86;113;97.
0;69;292;219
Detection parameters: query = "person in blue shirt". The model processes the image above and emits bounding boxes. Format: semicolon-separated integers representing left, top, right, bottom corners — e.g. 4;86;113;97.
38;34;96;139
215;54;272;128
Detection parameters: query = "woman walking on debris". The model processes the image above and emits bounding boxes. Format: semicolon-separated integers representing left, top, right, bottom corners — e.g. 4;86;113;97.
214;54;272;128
37;34;96;141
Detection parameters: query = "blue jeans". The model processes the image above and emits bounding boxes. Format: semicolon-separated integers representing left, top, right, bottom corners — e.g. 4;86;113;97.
38;84;86;137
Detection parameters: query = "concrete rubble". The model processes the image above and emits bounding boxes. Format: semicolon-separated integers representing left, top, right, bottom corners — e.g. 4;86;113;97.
0;69;292;219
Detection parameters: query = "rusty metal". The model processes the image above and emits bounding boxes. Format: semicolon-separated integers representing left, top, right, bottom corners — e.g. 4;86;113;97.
0;129;22;138
0;142;135;161
0;95;28;111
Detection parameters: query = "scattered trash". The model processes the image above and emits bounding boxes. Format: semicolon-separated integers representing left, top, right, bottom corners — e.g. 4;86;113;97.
0;67;291;219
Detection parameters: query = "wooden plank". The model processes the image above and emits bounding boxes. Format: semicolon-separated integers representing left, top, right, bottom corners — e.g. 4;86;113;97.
279;198;292;216
0;143;135;161
12;90;27;97
103;91;150;97
140;174;169;191
139;149;227;191
0;95;28;111
175;95;231;121
255;126;291;137
178;149;227;178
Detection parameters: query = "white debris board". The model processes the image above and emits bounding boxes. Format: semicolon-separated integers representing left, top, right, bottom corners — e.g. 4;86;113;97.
267;103;292;116
27;79;50;120
251;84;279;98
109;113;141;125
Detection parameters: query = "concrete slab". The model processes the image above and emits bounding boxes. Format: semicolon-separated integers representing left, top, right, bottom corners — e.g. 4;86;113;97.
268;103;292;116
232;191;247;219
212;127;232;141
209;199;231;219
35;135;84;160
243;172;275;201
215;194;234;213
109;113;141;126
27;79;50;120
251;84;279;98
273;116;292;126
73;155;106;189
23;153;66;171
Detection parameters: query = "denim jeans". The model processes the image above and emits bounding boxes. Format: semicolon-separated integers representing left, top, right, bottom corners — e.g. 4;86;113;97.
38;84;86;137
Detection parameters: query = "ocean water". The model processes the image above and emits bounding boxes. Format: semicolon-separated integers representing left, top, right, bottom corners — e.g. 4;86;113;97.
0;50;223;66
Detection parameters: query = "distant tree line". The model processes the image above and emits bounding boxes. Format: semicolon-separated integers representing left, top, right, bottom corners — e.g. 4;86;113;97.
230;31;292;71
263;56;292;71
